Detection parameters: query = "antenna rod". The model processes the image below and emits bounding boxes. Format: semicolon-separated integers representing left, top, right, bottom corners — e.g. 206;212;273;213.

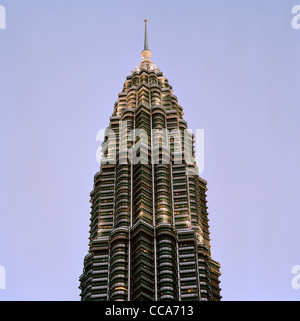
144;19;148;50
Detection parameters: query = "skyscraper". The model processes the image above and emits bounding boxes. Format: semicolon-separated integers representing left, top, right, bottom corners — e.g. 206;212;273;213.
79;20;221;301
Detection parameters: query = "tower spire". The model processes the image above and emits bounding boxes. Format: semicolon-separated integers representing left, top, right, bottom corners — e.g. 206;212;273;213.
141;19;152;60
144;19;148;50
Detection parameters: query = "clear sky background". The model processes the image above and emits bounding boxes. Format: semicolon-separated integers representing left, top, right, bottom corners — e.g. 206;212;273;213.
0;0;300;301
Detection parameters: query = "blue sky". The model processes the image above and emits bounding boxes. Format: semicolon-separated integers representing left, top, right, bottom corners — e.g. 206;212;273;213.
0;0;300;300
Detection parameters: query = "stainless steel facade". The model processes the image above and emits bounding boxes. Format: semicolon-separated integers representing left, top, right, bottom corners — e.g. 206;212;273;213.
79;24;221;301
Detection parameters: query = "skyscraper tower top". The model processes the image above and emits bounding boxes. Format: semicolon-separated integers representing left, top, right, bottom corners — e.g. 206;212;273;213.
79;19;221;302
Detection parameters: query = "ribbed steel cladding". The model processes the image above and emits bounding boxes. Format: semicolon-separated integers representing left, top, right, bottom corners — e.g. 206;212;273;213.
109;237;128;300
157;233;178;300
114;169;130;228
98;168;115;238
131;229;155;300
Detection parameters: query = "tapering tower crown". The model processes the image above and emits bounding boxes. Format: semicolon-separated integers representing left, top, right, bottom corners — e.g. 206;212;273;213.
79;19;222;302
141;19;152;60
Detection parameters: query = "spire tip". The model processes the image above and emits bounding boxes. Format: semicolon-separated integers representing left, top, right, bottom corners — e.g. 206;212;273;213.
141;19;152;60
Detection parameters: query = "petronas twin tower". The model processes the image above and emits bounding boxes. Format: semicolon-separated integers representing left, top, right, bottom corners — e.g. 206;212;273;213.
79;20;221;301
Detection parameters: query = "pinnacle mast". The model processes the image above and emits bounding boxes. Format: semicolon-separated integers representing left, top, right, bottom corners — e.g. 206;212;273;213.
144;19;149;50
141;19;152;60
